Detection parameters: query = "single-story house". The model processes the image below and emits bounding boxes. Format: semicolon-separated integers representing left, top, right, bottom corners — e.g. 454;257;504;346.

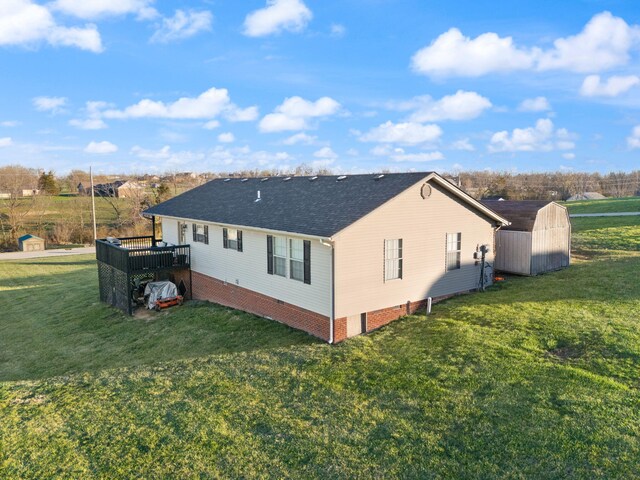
94;180;144;198
143;172;510;343
18;234;45;252
567;192;605;201
483;200;570;276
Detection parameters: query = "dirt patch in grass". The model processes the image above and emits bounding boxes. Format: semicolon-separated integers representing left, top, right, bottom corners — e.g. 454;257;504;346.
547;345;584;361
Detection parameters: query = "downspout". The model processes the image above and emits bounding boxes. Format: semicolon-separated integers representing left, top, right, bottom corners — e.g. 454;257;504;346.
321;238;335;344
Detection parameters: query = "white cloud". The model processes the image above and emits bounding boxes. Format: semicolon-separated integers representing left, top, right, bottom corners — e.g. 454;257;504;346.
489;118;576;153
282;132;318;145
203;120;220;130
69;101;109;129
346;148;359;156
0;0;103;52
103;87;257;122
69;118;107;130
33;96;67;113
627;125;640;149
1;121;20;127
360;121;443;146
412;11;640;78
224;106;259;122
218;132;235;143
580;74;640;97
330;23;346;37
412;28;535;78
563;153;576;160
150;10;213;43
0;137;13;147
313;146;337;159
451;138;475;151
393;90;492;122
390;151;444;162
259;96;341;132
243;0;312;37
518;96;551;112
51;0;156;20
85;140;118;154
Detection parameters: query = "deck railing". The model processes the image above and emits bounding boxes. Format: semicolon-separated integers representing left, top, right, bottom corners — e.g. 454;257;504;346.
96;236;190;273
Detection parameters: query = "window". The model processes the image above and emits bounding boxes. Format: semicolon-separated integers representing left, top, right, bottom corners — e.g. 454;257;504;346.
223;228;243;251
273;236;287;277
446;233;461;271
192;223;208;244
289;238;304;281
267;235;311;284
384;239;403;281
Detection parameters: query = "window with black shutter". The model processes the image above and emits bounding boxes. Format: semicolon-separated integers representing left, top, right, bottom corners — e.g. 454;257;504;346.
267;235;274;274
303;240;311;284
192;224;196;242
237;231;243;252
223;228;228;248
204;225;209;245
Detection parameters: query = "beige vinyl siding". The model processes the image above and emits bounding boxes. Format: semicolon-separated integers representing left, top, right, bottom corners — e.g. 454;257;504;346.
332;180;496;319
159;217;332;317
494;231;532;275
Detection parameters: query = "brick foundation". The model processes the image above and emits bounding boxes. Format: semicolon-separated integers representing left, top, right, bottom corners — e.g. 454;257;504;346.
190;270;475;344
191;271;331;341
333;290;475;343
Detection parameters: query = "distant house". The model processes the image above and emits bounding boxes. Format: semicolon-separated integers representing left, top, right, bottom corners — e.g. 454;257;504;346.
483;201;570;276
0;188;39;198
18;234;45;252
141;172;510;342
116;181;145;198
567;192;606;201
94;180;145;198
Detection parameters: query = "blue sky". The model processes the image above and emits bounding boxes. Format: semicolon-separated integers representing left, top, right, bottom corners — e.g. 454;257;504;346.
1;0;640;175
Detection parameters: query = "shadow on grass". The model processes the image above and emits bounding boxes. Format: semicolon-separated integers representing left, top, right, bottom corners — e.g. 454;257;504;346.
0;259;320;382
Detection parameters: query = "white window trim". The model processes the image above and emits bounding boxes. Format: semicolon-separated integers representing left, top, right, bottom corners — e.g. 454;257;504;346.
384;238;403;281
446;232;462;271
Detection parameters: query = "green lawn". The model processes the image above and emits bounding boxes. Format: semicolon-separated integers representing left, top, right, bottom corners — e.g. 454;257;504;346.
563;196;640;214
1;219;640;478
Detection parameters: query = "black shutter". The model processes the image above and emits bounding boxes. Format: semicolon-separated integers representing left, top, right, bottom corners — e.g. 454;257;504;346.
398;239;403;279
223;228;228;249
192;224;196;242
237;231;243;252
204;225;209;245
267;235;274;274
303;240;311;284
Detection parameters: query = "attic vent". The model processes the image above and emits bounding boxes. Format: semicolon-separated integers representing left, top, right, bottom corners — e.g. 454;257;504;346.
336;175;347;181
241;178;249;182
223;178;231;182
374;174;385;180
283;177;292;182
421;183;432;199
309;176;318;181
261;177;269;182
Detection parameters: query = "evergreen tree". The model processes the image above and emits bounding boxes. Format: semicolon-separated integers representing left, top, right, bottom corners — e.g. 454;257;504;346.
37;170;60;195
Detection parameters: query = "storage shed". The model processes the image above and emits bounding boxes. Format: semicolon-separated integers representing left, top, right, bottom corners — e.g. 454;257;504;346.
18;234;45;252
483;201;570;276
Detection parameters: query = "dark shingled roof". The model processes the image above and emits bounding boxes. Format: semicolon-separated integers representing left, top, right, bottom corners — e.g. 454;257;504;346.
481;200;552;231
145;172;432;237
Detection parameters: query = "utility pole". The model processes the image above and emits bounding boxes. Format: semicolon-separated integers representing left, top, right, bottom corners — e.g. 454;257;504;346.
90;167;97;243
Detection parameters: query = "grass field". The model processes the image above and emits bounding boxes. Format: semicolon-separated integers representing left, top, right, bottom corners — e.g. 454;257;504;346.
563;196;640;214
1;218;640;478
